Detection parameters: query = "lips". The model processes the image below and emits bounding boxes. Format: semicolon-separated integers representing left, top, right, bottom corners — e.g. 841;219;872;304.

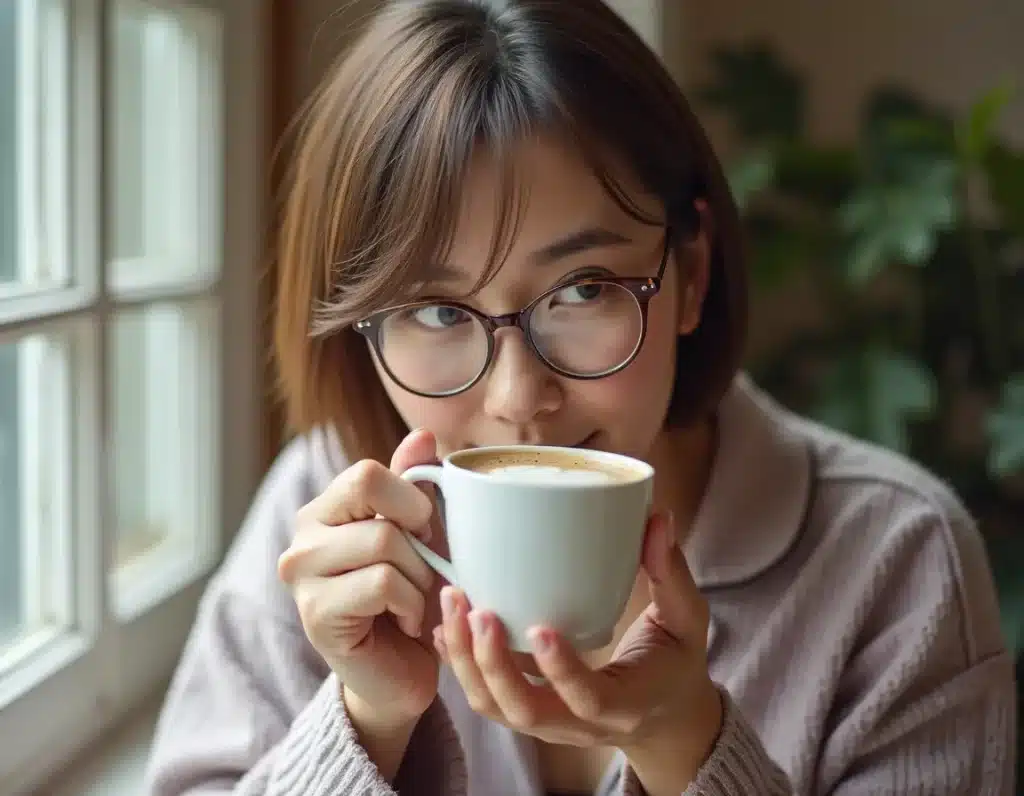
467;433;599;449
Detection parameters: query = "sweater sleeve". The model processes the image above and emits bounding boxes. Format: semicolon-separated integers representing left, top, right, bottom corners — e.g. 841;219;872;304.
616;690;792;796
616;505;1016;796
143;437;468;796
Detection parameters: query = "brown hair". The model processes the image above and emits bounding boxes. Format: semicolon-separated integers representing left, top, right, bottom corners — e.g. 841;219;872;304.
274;0;747;464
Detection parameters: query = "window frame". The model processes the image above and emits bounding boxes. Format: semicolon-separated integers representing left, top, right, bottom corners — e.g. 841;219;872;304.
0;0;266;791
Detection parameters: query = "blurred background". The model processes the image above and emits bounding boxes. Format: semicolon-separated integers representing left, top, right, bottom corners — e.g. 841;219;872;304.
0;1;1020;793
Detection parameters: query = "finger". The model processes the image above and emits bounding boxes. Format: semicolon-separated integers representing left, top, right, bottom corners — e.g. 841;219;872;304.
642;512;707;644
441;587;496;717
432;625;449;662
390;428;442;543
529;628;618;726
389;427;439;474
278;518;433;593
302;457;433;530
303;562;426;639
471;611;547;730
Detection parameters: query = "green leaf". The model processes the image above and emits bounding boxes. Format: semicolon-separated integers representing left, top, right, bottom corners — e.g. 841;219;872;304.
984;143;1024;237
812;348;936;452
838;159;957;282
743;211;821;290
700;43;806;142
774;144;860;206
986;377;1024;477
727;148;776;211
958;81;1015;166
861;89;957;178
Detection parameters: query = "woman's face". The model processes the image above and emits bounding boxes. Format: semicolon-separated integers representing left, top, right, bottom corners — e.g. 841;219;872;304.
371;135;710;461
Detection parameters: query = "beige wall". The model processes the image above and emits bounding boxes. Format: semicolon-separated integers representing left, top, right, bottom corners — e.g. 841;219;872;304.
675;0;1024;147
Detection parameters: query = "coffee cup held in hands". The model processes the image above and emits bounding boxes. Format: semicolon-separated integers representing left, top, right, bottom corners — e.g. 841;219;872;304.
401;445;654;652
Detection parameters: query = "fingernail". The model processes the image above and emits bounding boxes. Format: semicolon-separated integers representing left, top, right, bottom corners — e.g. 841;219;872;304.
529;628;552;653
440;588;455;621
469;611;490;638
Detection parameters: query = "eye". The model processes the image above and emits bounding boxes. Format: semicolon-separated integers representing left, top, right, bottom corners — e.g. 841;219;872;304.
551;282;606;305
409;304;472;329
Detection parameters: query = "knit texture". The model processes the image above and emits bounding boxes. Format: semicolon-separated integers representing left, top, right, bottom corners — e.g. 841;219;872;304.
144;377;1016;795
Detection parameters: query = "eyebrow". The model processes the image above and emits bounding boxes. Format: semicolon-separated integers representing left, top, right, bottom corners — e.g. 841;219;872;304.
422;226;633;282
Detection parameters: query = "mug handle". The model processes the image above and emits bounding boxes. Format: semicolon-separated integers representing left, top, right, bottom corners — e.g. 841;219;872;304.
400;464;458;586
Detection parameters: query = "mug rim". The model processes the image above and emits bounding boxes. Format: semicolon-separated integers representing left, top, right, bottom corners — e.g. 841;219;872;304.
443;444;654;487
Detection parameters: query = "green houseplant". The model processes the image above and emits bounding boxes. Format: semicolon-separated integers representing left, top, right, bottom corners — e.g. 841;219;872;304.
698;42;1023;761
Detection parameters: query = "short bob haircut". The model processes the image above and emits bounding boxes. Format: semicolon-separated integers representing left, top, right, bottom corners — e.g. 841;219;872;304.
274;0;748;464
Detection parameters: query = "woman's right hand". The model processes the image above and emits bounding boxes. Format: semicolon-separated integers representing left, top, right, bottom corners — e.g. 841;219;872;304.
277;429;441;727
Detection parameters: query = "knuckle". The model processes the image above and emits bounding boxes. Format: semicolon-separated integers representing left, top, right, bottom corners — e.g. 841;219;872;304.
466;693;496;716
506;704;538;730
571;690;606;722
294;585;322;627
366;521;397;562
295;500;317;525
276;549;297;583
370;562;400;595
348;458;386;495
277;538;312;584
618;714;643;736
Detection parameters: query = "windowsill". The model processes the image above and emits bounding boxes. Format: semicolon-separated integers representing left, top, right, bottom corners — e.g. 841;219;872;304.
45;697;161;796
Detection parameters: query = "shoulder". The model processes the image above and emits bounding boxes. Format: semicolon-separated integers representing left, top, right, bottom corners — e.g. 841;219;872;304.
780;407;1005;664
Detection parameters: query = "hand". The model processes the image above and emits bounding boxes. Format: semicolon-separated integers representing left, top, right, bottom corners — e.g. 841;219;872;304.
278;429;443;726
434;512;723;794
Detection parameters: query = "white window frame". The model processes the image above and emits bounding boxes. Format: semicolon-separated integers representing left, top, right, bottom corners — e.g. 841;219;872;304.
0;0;265;792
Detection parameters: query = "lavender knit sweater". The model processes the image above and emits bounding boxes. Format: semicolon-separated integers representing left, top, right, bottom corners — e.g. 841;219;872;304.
144;377;1016;794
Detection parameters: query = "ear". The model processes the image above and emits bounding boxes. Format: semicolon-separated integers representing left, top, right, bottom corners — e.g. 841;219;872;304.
677;199;712;336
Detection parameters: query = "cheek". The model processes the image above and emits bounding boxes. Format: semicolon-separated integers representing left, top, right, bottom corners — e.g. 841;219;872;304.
566;295;679;441
374;353;479;455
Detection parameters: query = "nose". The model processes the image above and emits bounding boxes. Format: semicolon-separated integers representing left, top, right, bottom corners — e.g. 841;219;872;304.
481;328;562;424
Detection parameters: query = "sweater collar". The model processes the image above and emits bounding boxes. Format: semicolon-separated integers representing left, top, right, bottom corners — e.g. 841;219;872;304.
683;374;813;589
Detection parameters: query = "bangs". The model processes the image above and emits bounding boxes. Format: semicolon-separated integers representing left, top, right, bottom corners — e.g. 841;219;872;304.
309;134;530;338
307;132;661;339
305;38;666;338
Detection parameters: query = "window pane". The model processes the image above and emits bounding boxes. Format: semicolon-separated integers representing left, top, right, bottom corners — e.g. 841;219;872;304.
109;299;220;618
108;0;223;295
0;344;21;646
0;2;16;287
0;334;72;665
0;0;70;297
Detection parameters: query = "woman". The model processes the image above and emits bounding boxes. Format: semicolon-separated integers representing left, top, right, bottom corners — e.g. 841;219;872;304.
144;1;1015;794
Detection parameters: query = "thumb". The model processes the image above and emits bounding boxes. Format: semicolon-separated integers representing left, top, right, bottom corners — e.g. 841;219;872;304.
390;428;439;474
641;512;708;645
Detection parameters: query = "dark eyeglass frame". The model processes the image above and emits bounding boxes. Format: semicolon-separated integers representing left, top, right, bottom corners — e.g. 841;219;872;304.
353;227;674;398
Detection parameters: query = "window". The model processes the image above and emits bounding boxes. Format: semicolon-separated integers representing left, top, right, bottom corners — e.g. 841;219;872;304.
0;1;264;791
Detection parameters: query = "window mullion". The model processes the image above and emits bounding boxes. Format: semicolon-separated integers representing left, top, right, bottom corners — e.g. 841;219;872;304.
70;0;113;683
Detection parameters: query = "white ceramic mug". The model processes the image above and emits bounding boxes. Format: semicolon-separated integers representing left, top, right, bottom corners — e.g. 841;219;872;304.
400;445;654;652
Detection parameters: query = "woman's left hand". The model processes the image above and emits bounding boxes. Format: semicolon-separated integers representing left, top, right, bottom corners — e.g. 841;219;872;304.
434;512;724;795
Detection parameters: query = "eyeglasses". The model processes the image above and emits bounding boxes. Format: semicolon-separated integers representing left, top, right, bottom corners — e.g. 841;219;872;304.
353;228;673;398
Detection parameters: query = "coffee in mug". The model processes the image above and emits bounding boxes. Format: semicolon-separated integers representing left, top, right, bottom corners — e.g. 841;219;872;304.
400;445;654;652
455;449;640;484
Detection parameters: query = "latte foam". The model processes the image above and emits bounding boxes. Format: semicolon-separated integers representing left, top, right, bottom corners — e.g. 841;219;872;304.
485;464;615;485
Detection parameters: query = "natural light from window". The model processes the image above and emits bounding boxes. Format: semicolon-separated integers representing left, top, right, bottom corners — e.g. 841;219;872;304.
0;0;259;791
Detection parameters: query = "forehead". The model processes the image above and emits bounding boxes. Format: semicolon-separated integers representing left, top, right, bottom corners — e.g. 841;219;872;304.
443;135;660;271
